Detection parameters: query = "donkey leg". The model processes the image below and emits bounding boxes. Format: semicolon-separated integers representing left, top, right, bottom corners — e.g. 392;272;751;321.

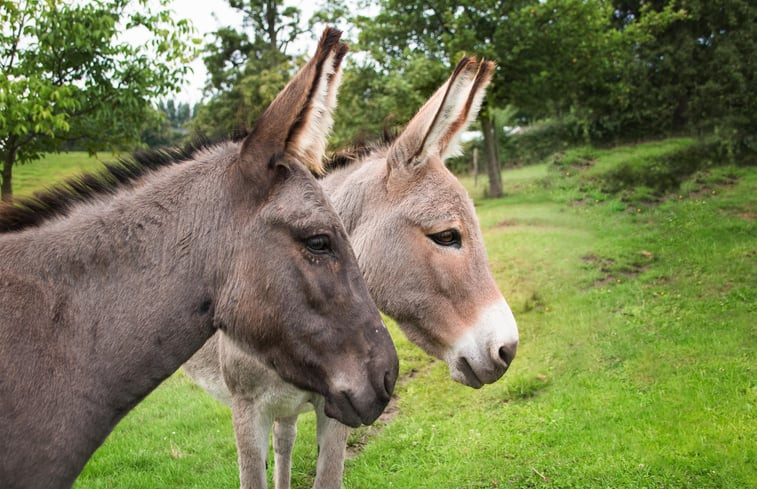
312;404;351;489
232;396;272;489
272;415;298;489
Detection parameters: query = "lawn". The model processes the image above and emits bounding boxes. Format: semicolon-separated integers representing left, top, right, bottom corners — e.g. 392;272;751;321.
16;143;755;488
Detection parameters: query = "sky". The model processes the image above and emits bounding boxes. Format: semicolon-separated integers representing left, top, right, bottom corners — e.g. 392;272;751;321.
165;0;321;106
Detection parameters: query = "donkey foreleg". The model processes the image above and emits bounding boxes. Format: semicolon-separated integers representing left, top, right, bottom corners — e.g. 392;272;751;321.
272;415;298;489
312;404;351;489
232;396;272;489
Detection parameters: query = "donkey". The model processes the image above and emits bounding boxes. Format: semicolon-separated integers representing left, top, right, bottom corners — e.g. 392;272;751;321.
183;57;518;489
0;28;398;489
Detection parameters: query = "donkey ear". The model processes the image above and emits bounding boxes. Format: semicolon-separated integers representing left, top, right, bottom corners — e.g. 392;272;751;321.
386;57;494;173
239;27;347;177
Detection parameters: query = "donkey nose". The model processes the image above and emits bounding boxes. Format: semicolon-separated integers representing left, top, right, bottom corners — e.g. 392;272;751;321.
383;370;395;399
496;342;518;370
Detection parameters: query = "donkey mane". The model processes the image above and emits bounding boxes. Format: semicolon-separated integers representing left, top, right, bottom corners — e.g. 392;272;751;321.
0;121;396;234
0;138;234;234
321;128;398;177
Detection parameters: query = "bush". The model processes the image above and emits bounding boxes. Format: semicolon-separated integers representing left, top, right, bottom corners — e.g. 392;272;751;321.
505;117;587;166
599;140;717;194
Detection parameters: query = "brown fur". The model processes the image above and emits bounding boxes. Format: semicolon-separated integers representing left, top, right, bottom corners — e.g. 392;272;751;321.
0;28;397;489
184;58;519;489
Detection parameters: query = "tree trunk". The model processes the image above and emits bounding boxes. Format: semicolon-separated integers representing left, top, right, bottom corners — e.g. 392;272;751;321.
266;0;277;52
481;115;503;198
1;139;16;203
472;146;479;188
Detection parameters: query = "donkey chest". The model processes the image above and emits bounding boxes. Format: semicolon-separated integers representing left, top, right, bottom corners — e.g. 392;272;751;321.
257;380;316;418
235;359;316;417
219;337;317;417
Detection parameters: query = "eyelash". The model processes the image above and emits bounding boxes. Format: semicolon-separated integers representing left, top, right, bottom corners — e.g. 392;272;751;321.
428;229;461;248
304;235;331;255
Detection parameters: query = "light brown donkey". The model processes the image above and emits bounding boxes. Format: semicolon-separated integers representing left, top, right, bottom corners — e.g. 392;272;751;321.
183;57;518;488
0;28;397;489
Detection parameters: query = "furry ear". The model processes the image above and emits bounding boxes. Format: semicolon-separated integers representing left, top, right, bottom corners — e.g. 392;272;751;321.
386;57;494;173
240;27;347;177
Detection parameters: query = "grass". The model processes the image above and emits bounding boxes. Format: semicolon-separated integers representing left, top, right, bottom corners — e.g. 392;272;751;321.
16;142;755;488
10;151;113;198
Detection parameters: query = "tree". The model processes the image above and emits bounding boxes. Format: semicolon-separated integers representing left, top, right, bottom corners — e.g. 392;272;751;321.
327;54;451;148
357;0;539;197
610;0;756;157
190;0;304;139
141;100;193;148
0;0;197;202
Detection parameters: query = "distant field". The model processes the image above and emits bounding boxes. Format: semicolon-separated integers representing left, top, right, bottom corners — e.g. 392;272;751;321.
15;144;755;488
11;151;114;198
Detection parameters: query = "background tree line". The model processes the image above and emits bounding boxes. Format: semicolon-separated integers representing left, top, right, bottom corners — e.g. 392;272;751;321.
186;0;755;197
0;0;198;201
2;0;754;201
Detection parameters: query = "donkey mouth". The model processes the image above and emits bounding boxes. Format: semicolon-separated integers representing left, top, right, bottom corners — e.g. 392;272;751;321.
454;357;484;389
324;389;387;428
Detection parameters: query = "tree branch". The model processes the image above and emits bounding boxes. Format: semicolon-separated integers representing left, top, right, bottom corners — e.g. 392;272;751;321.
2;7;29;72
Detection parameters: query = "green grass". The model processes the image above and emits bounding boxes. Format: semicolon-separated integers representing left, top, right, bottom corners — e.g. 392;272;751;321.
10;151;112;198
19;142;754;488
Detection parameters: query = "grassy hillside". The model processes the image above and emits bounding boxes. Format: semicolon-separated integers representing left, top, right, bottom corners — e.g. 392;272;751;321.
19;142;754;488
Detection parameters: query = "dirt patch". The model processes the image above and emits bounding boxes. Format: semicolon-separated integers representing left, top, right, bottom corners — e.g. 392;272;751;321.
593;276;623;287
495;218;555;229
681;172;741;202
582;253;612;265
570;197;593;207
496;218;518;227
582;252;653;287
570;158;596;170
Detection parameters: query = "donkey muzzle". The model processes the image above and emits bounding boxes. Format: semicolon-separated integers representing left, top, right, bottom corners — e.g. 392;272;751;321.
446;298;519;388
323;366;397;427
323;321;398;427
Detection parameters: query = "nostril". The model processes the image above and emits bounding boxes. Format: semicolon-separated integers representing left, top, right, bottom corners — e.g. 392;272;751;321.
498;344;517;367
383;370;394;398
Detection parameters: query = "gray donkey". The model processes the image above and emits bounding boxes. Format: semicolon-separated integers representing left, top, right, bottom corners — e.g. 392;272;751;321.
0;28;398;489
184;57;518;489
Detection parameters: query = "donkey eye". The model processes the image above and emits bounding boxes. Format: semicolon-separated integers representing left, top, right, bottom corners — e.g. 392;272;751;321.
304;235;331;254
429;229;461;248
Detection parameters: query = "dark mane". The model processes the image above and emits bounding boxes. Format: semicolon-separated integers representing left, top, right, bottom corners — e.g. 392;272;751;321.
320;128;399;177
0;138;221;234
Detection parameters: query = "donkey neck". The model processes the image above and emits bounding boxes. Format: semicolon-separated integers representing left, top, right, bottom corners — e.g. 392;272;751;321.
6;156;229;380
0;150;236;484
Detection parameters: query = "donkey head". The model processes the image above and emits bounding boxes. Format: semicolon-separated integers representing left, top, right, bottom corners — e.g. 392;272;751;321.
216;28;397;427
350;58;518;388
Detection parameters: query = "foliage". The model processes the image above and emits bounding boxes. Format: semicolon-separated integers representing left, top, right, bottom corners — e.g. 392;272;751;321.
329;55;450;148
504;117;585;166
544;137;755;209
357;0;624;121
608;0;757;158
141;100;193;148
189;0;303;139
0;0;197;200
351;0;755;166
495;0;756;158
356;0;527;197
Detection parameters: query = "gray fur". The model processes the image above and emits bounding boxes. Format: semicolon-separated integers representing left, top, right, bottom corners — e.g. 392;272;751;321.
0;28;397;489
